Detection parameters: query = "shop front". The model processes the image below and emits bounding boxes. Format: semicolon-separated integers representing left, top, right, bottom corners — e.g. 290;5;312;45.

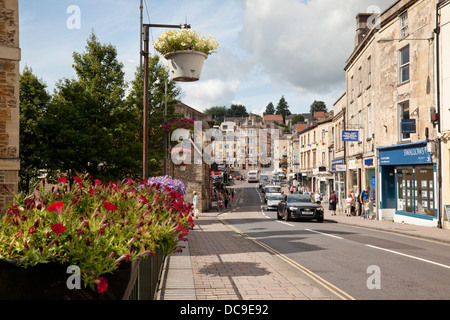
378;141;438;227
331;159;346;205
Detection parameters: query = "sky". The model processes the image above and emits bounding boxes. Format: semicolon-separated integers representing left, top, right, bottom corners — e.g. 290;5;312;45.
18;0;394;116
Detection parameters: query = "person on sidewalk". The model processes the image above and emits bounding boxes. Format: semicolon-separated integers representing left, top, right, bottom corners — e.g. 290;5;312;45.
193;191;199;219
349;189;356;216
314;190;322;205
329;190;338;216
359;187;370;217
346;193;354;217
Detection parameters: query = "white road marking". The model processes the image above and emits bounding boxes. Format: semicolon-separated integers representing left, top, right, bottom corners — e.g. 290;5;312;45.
277;221;295;227
305;229;344;240
366;244;450;270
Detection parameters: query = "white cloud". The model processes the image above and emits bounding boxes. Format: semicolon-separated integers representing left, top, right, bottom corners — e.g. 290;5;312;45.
238;0;393;93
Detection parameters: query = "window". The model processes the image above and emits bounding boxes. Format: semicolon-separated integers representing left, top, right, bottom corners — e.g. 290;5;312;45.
400;12;408;39
367;104;372;138
367;56;372;87
399;45;410;83
399;101;411;141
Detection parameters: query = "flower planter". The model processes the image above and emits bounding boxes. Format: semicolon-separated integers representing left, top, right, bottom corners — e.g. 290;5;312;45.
0;259;139;300
164;50;208;82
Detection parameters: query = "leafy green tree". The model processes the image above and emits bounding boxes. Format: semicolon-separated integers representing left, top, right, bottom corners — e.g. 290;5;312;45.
290;114;305;125
227;104;248;118
19;66;52;193
204;106;228;124
276;96;291;123
310;100;328;115
44;32;140;181
264;102;275;115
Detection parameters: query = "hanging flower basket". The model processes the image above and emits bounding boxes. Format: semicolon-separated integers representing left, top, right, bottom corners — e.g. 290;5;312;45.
164;50;208;82
153;28;219;82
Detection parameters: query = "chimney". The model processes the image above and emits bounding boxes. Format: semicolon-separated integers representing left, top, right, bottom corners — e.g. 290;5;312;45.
355;13;373;47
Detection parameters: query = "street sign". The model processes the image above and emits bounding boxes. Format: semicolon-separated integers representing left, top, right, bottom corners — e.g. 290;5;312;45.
342;130;359;142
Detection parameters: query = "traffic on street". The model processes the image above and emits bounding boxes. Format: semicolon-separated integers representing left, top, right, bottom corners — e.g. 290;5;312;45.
218;169;450;300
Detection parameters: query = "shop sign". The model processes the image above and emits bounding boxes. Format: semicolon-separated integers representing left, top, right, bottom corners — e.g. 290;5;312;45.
335;164;347;172
379;143;432;165
364;159;373;166
342;131;359;142
348;159;358;170
331;159;344;173
401;119;416;134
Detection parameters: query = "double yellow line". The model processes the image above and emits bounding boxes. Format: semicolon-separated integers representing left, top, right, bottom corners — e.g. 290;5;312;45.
218;216;356;300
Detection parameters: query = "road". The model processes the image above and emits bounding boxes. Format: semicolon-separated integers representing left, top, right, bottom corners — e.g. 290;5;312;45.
222;171;450;300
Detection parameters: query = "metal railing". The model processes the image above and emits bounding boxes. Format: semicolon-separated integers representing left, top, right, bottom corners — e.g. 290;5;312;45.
129;251;166;300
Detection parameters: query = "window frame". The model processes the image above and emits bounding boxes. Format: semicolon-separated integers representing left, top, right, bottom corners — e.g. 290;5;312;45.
399;45;410;84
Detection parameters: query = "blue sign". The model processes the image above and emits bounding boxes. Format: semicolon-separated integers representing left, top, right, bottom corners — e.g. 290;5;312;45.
342;131;359;142
379;143;432;166
372;177;376;187
401;119;416;134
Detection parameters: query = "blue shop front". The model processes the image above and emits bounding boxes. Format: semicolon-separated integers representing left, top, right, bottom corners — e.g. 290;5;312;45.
378;141;438;227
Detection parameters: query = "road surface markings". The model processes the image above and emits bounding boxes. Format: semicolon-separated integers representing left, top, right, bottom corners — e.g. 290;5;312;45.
218;215;355;301
366;244;450;270
277;221;295;227
305;229;344;240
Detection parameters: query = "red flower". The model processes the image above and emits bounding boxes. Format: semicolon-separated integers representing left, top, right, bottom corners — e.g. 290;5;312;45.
115;253;132;265
74;176;83;184
94;179;102;186
48;201;64;216
51;224;67;234
95;277;108;294
102;202;117;211
139;195;148;204
57;177;68;184
98;227;105;235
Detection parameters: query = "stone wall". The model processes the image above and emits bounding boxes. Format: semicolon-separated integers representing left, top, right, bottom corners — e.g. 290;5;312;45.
0;0;20;214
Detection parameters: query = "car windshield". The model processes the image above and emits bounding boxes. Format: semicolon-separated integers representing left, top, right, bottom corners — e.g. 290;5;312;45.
287;195;312;205
268;195;284;201
266;187;281;193
260;176;269;181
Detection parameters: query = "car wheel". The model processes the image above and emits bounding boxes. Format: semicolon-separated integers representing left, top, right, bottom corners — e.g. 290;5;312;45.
317;217;324;223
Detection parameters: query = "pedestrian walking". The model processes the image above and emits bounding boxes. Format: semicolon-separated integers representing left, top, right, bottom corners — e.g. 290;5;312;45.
192;191;199;219
329;190;338;216
314;190;322;205
359;187;370;216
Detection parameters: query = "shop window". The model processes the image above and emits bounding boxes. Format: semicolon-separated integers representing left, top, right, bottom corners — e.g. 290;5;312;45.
396;166;435;218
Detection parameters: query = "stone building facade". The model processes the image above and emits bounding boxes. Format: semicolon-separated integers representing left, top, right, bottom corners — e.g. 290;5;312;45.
0;0;20;214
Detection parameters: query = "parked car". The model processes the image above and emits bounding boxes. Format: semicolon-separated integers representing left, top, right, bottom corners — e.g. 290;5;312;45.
260;180;267;193
271;178;281;186
277;194;324;222
259;176;269;189
264;185;282;203
235;174;245;180
266;194;285;211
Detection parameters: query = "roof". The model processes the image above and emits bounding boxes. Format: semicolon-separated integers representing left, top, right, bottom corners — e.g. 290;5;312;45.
263;114;283;122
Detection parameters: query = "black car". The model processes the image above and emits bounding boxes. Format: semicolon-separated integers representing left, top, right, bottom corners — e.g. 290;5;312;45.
277;194;324;222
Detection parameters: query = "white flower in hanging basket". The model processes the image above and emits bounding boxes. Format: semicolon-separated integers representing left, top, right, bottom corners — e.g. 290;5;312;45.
153;28;219;82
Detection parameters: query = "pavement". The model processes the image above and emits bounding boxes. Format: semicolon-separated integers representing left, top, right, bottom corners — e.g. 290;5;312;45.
156;182;450;301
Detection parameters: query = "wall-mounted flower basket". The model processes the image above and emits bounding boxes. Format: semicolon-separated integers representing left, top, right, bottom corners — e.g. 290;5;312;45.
164;50;208;82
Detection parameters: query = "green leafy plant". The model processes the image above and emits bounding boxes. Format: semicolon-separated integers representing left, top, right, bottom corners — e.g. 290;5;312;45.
153;28;219;56
0;174;193;294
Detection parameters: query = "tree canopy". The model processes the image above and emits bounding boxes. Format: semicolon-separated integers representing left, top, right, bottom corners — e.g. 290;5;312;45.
310;100;328;115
